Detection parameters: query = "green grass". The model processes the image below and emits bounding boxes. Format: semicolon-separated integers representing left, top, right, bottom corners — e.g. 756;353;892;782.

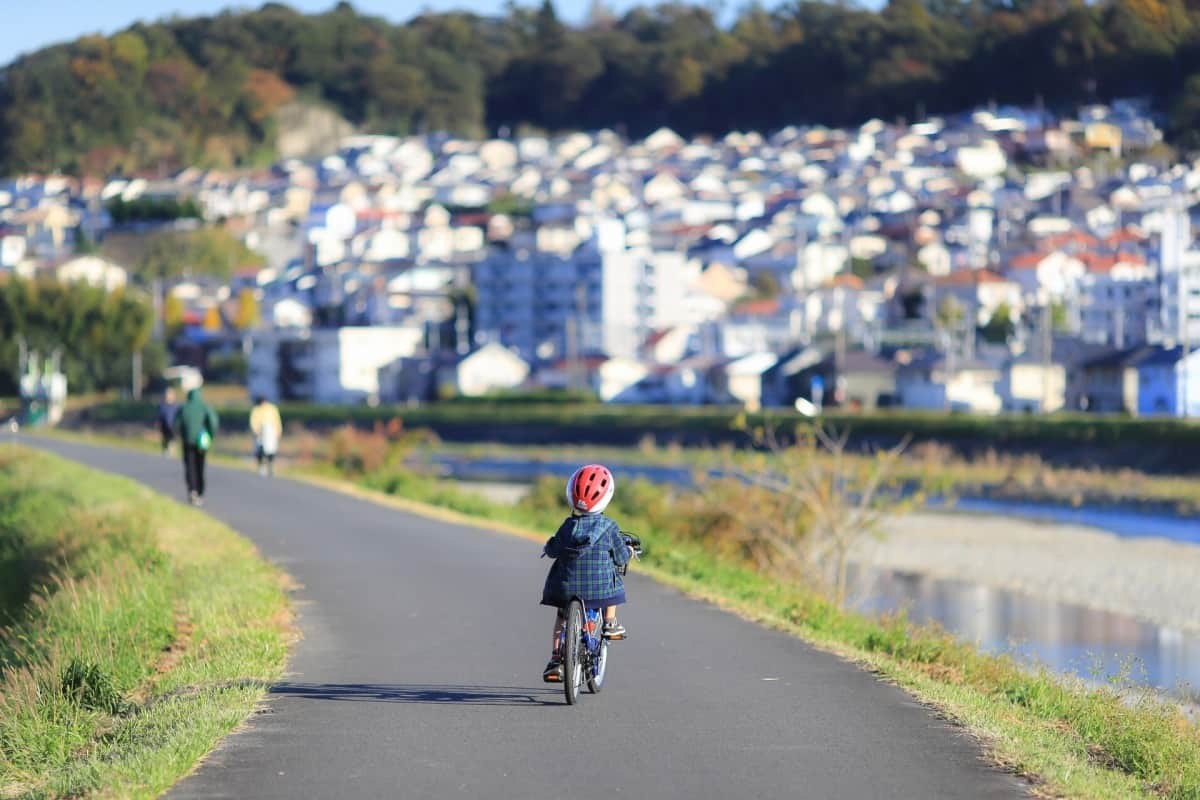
0;447;292;799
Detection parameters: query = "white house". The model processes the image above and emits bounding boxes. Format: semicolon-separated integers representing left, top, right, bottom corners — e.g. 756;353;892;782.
1006;251;1085;302
1;235;27;268
897;355;1003;414
55;256;128;292
439;342;530;397
722;352;779;411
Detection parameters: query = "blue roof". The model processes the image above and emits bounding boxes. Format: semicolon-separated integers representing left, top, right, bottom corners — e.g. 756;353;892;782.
1138;346;1188;367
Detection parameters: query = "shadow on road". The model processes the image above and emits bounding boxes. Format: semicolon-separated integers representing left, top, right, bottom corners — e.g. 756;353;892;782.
269;682;560;706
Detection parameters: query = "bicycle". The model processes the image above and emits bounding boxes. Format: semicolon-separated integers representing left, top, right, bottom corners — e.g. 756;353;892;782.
557;532;642;705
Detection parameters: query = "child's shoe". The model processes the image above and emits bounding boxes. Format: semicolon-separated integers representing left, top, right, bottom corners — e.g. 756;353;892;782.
602;620;627;640
542;657;563;682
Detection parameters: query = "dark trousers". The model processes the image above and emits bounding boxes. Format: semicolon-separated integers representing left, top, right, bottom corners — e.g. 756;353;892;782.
182;445;206;496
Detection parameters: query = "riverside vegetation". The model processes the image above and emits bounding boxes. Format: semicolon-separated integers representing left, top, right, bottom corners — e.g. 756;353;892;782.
0;448;292;799
295;423;1200;799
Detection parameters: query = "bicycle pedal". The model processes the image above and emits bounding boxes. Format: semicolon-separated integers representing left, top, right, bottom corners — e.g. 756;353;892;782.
543;673;562;683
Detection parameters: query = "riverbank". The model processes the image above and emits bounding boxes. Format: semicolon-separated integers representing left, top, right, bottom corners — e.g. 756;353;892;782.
0;447;293;798
856;512;1200;638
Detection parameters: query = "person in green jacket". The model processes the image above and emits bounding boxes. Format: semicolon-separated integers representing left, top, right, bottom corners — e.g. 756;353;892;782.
173;387;219;506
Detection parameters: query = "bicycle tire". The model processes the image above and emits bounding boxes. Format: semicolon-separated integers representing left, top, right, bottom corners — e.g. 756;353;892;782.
587;616;608;694
563;600;584;705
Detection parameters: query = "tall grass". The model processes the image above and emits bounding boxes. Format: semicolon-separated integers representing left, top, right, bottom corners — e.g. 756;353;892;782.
0;448;291;799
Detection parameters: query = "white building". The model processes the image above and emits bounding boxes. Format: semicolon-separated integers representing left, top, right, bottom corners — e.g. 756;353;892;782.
438;342;530;397
248;325;424;404
55;256;128;292
1078;268;1157;347
473;220;709;361
1153;203;1200;347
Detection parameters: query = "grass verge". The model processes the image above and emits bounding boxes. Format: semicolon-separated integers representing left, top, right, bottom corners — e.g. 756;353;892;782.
0;446;293;799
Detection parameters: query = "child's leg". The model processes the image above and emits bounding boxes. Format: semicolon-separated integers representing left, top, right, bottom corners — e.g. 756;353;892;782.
551;609;565;654
604;605;616;622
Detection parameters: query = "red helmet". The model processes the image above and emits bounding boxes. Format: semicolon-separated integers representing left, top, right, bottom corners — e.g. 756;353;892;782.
565;464;615;514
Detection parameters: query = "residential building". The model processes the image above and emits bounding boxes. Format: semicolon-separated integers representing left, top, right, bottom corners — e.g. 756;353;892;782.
1135;346;1200;417
437;342;530;397
248;325;424;403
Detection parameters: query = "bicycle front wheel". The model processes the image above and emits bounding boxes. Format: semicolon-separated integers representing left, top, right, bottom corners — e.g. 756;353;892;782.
563;600;584;705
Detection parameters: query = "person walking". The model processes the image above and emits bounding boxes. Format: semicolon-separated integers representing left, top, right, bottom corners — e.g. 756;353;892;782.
156;388;179;456
249;395;282;477
173;387;219;506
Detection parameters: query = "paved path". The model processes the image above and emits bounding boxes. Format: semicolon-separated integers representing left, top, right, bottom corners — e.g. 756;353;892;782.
27;437;1026;799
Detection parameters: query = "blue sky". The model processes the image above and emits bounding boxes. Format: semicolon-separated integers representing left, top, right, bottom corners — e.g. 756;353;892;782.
0;0;687;67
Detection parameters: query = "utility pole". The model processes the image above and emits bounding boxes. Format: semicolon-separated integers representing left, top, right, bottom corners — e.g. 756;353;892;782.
455;303;469;356
566;282;587;392
1041;300;1052;413
132;351;142;401
1183;245;1192;419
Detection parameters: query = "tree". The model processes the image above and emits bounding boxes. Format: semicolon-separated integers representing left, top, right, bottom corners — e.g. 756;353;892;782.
725;423;910;608
103;227;263;285
982;302;1016;344
0;278;155;394
935;295;965;330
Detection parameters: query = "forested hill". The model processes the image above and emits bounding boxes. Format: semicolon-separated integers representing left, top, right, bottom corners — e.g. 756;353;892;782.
3;0;1200;176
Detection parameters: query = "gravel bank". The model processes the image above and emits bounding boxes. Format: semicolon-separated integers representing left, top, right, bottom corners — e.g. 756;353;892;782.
854;511;1200;634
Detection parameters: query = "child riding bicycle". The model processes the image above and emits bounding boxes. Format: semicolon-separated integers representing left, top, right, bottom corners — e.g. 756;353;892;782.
540;464;633;682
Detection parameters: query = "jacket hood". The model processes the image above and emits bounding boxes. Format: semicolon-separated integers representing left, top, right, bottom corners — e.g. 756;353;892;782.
186;388;203;402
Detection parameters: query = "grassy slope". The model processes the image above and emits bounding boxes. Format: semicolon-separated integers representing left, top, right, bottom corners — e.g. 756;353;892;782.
0;447;292;799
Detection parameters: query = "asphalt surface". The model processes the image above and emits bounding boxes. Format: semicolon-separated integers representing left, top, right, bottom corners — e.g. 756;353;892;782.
24;436;1028;799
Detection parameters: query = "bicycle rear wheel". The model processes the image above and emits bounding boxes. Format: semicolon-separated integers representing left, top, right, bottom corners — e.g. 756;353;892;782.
587;622;608;694
563;600;584;705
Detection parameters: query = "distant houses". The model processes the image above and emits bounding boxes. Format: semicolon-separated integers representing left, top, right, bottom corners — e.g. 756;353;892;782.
4;100;1200;418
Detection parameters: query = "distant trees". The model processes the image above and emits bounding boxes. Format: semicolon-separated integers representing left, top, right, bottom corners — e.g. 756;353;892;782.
102;227;264;284
106;195;202;224
4;0;1200;175
0;278;161;394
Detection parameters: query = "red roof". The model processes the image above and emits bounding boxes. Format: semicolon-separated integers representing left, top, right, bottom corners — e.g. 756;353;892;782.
732;298;782;316
1105;228;1145;247
452;212;490;227
825;274;864;289
935;268;1008;287
1080;251;1146;272
1009;252;1045;270
1040;230;1099;250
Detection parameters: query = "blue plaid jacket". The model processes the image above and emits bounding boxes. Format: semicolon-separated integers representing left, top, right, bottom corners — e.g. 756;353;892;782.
540;513;630;607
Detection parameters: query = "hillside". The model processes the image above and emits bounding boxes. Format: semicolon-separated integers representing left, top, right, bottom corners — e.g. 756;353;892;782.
2;0;1200;175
